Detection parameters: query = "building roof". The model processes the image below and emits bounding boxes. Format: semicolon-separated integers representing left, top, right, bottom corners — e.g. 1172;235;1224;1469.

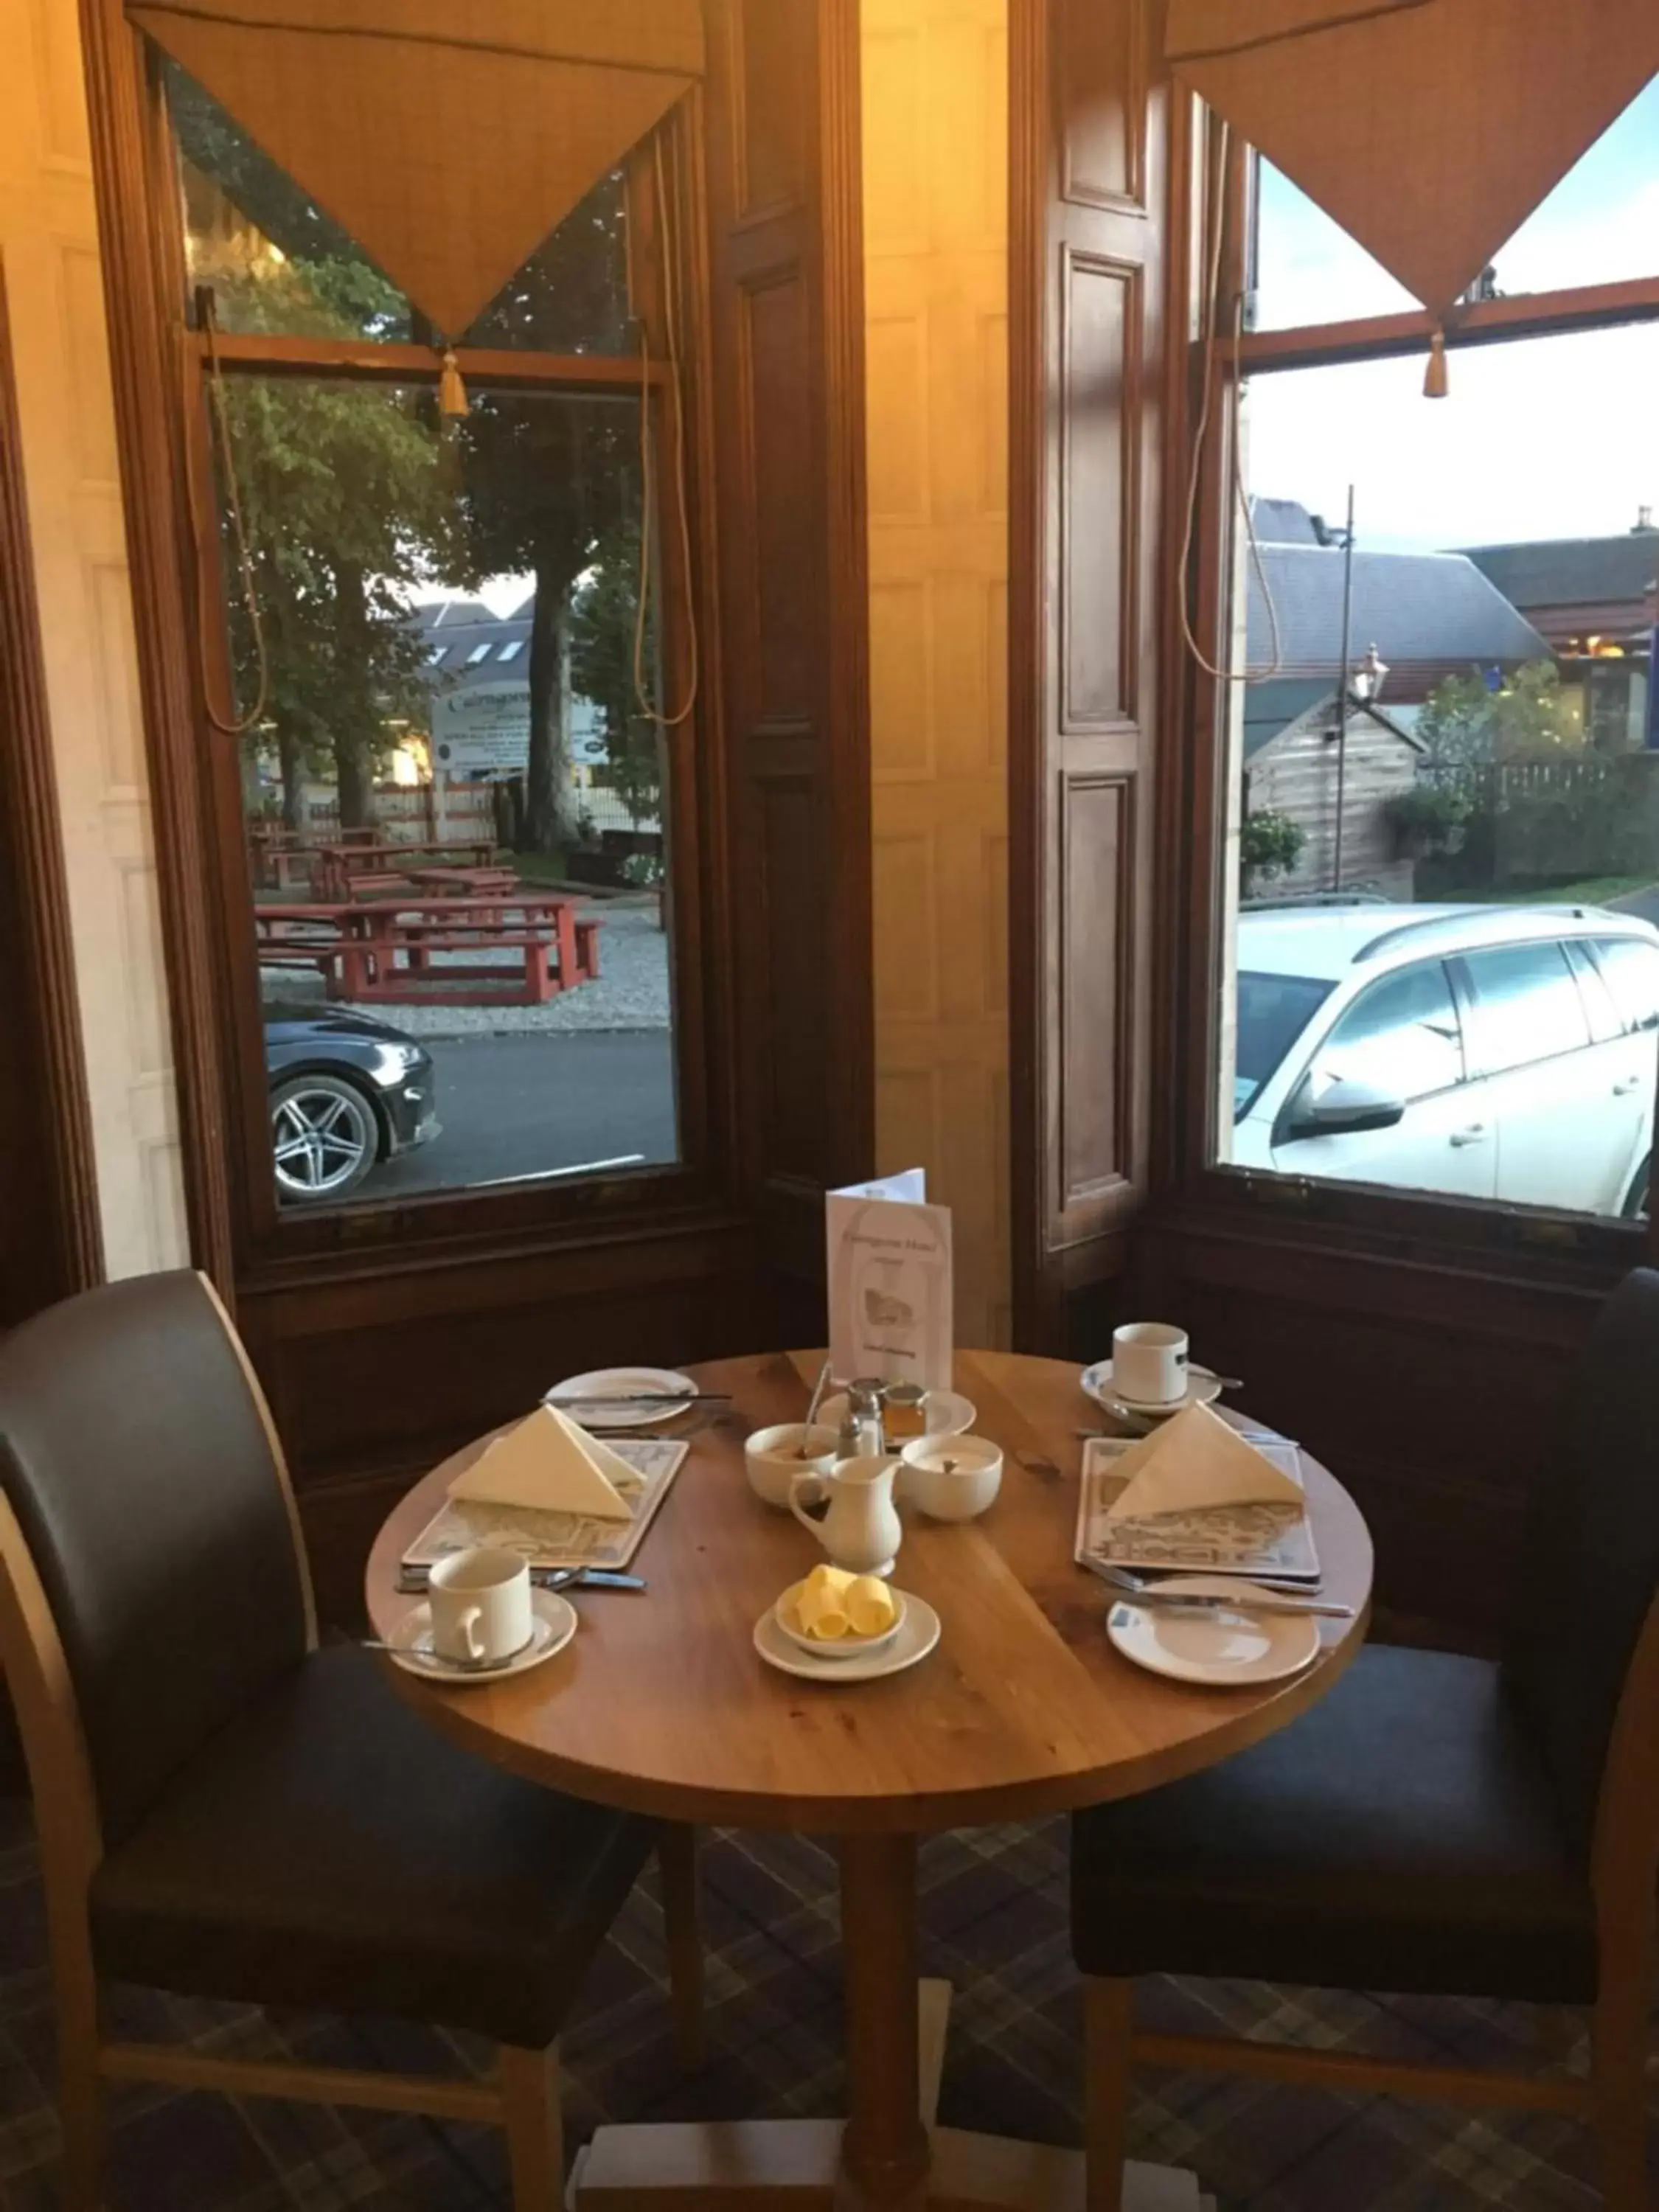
1458;532;1659;616
1244;681;1424;763
1245;541;1549;679
1250;496;1324;546
412;599;531;676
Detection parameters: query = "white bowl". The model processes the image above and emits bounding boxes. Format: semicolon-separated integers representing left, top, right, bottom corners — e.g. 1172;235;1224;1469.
899;1433;1004;1521
773;1579;906;1660
745;1423;839;1508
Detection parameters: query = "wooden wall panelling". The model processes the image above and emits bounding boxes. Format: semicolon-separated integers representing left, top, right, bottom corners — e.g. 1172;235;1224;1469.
0;268;104;1323
703;0;875;1328
1010;0;1167;1352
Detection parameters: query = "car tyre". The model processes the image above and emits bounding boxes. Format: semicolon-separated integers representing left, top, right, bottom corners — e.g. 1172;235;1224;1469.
270;1073;381;1203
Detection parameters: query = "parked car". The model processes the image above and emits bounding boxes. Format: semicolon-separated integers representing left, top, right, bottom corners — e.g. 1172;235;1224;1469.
1231;903;1659;1217
262;1006;439;1203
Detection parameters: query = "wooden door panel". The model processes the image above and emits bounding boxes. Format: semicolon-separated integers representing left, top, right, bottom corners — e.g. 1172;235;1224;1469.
1012;0;1166;1345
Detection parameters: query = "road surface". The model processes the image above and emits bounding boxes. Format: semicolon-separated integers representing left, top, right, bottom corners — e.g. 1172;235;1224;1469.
366;1030;678;1198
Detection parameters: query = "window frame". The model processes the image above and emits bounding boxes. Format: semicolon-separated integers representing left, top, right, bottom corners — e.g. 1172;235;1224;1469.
1170;110;1659;1272
153;69;734;1273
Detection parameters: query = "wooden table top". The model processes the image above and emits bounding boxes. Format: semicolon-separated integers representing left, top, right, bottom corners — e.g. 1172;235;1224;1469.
365;1349;1373;1834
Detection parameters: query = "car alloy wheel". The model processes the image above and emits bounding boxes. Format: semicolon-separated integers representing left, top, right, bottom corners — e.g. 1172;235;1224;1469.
270;1075;378;1201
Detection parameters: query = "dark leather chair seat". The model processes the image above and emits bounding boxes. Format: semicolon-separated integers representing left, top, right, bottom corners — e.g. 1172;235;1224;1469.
1071;1644;1596;2003
91;1644;654;2049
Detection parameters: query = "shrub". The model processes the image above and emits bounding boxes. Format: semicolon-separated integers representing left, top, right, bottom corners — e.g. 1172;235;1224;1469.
1384;782;1474;860
1240;809;1305;888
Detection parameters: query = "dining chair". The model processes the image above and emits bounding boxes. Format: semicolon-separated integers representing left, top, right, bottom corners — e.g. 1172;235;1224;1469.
0;1268;698;2211
1071;1265;1659;2212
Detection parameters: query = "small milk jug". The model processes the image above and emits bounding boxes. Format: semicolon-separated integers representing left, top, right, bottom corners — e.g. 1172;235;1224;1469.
789;1453;902;1577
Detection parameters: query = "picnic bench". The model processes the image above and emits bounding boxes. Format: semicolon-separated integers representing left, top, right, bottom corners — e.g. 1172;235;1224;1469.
314;839;501;902
254;894;599;1007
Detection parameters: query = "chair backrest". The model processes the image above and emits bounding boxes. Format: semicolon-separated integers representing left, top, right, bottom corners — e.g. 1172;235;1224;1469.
1503;1267;1659;1857
0;1271;313;1846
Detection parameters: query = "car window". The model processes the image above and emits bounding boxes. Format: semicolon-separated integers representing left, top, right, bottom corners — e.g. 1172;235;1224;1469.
1311;960;1464;1103
1564;942;1624;1043
1463;942;1592;1074
1590;936;1659;1034
1234;973;1334;1119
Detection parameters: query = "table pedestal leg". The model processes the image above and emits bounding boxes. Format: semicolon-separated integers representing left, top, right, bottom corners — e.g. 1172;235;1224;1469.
835;1834;930;2211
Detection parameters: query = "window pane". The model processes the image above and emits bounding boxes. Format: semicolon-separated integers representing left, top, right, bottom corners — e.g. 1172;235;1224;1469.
1234;971;1332;1117
1463;943;1590;1072
1313;962;1464;1101
1595;936;1659;1032
168;62;633;351
1219;326;1659;1220
1252;79;1659;333
218;377;679;1211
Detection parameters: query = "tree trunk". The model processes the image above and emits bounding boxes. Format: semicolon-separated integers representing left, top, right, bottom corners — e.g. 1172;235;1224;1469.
524;555;583;853
333;563;379;830
276;726;307;834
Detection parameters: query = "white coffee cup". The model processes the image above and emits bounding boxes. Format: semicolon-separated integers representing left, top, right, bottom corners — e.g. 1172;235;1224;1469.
745;1422;839;1509
1111;1322;1190;1408
427;1547;534;1666
899;1434;1004;1522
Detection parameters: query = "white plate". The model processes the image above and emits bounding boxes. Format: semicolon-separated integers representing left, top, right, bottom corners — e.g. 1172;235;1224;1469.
544;1366;698;1431
818;1388;976;1440
1105;1576;1319;1687
1081;1360;1224;1420
774;1579;906;1660
386;1590;577;1686
754;1591;941;1682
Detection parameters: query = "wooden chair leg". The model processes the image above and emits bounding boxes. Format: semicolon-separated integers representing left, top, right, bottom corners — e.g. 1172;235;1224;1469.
500;2044;563;2212
657;1823;704;2070
1591;1968;1652;2212
1083;1976;1135;2212
51;1945;105;2212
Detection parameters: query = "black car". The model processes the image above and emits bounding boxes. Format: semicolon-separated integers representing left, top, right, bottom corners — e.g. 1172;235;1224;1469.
262;1006;440;1203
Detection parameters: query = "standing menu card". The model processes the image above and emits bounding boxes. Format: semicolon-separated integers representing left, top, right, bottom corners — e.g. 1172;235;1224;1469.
826;1169;953;1388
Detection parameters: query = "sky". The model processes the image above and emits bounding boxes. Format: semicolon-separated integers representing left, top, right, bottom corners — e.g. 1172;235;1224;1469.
1247;78;1659;554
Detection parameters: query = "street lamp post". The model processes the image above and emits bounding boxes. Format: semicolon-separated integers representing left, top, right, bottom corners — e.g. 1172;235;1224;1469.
1330;484;1357;892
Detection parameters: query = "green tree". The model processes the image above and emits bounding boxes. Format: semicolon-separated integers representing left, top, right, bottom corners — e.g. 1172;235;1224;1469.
1417;660;1585;768
570;517;663;831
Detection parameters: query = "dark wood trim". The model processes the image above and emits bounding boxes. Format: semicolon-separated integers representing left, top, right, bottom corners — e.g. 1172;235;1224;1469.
1007;0;1046;1349
195;332;670;390
1237;271;1659;375
78;0;237;1296
0;272;105;1315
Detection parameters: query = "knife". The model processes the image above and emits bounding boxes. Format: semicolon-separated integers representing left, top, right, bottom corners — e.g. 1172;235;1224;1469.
397;1567;647;1595
1113;1587;1353;1621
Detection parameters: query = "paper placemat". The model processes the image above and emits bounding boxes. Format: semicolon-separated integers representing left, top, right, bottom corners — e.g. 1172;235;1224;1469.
404;1436;689;1572
1075;1435;1321;1582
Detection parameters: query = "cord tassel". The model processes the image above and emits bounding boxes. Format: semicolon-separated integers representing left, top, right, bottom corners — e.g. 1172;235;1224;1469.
438;349;470;418
1423;327;1450;399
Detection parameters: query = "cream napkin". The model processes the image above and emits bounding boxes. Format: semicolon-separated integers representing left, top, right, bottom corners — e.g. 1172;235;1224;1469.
1103;1402;1303;1520
447;1405;635;1522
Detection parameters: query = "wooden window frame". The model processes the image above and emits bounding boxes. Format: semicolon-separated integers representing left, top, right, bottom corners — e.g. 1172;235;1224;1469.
1161;111;1659;1287
134;45;745;1279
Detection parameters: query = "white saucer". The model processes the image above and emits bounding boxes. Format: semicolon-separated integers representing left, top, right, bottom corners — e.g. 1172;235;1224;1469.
754;1591;941;1682
1081;1360;1224;1421
386;1591;578;1686
818;1388;976;1439
1105;1576;1319;1687
545;1366;698;1431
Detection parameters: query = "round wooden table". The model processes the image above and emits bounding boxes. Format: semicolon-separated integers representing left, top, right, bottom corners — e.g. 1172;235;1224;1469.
367;1349;1374;2212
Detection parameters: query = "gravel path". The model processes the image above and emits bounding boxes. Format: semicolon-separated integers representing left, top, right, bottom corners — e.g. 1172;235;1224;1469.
260;902;673;1037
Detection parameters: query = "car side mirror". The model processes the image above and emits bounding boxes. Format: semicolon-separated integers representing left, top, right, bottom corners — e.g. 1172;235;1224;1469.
1287;1074;1408;1139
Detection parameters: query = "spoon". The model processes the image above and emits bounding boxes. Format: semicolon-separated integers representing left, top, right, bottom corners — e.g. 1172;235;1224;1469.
796;1357;833;1455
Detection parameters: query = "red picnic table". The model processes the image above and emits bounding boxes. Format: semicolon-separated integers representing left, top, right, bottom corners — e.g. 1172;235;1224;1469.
253;894;599;1007
314;839;501;902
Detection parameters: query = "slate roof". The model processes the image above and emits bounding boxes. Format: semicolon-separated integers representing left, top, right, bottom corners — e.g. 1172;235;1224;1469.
1458;533;1659;613
1245;542;1549;676
413;599;531;675
1243;681;1424;764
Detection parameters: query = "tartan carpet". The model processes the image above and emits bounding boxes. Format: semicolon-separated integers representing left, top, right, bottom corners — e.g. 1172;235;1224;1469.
0;1795;1636;2211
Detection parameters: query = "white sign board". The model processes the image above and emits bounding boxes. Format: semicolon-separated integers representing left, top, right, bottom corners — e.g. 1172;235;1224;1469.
431;682;608;777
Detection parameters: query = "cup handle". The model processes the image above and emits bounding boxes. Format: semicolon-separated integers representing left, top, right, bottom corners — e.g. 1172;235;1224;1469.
459;1605;485;1660
789;1471;829;1539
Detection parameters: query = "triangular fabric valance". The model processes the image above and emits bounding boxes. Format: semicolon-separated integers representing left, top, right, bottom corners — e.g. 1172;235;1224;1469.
131;0;704;337
1166;1;1659;318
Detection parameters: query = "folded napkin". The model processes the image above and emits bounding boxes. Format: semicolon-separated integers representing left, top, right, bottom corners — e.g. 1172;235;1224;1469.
447;1405;635;1522
1104;1402;1303;1521
794;1564;896;1641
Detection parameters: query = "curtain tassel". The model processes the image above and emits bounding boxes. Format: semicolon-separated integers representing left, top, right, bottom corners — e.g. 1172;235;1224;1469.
1423;327;1450;399
438;349;470;417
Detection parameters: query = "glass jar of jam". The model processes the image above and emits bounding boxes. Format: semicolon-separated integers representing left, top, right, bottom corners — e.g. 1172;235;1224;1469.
882;1382;928;1441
